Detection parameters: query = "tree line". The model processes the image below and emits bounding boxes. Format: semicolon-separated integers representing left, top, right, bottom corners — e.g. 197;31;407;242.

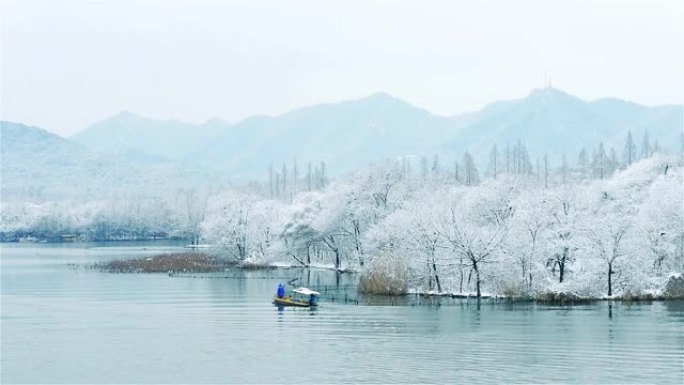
3;131;682;299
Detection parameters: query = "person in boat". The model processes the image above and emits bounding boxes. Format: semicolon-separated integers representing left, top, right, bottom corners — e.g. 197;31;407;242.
277;283;285;298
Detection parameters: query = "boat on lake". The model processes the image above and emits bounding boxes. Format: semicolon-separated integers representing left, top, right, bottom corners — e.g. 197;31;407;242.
273;287;320;307
184;244;213;249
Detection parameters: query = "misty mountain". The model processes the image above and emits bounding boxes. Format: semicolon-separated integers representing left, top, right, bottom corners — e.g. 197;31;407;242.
183;88;681;177
448;88;683;165
71;111;229;160
4;88;681;199
187;92;457;178
1;121;229;200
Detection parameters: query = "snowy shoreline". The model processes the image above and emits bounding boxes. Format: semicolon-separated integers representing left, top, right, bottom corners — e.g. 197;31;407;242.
406;289;681;302
91;253;684;302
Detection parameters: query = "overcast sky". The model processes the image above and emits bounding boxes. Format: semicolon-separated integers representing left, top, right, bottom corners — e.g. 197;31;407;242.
1;0;683;136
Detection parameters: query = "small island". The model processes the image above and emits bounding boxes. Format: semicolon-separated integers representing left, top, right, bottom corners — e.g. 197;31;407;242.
94;252;231;273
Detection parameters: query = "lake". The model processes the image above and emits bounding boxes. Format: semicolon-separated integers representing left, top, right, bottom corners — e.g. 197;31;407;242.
1;242;682;384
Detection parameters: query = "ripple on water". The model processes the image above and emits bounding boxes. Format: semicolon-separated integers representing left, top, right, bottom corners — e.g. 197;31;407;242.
2;244;683;384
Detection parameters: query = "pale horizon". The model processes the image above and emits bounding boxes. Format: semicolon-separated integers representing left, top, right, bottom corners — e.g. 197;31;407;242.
2;0;683;136
5;86;682;138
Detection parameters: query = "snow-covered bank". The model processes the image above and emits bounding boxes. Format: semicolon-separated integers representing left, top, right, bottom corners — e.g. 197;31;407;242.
405;273;684;301
4;153;682;299
201;154;683;299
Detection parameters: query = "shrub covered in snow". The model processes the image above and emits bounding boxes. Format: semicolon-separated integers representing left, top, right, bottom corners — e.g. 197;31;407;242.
359;253;409;295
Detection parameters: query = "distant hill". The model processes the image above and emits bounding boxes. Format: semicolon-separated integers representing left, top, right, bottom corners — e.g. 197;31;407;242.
187;92;458;178
447;88;683;165
3;88;682;198
183;88;681;177
71;111;229;160
1;121;230;200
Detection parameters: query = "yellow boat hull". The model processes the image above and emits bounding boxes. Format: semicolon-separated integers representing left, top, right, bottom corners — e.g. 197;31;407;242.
273;296;316;307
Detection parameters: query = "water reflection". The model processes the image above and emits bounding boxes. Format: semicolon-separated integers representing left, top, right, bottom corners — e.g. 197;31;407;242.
2;243;683;384
664;299;684;314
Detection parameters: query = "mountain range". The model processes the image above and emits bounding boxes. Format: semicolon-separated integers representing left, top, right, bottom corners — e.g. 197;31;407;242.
69;87;683;173
71;111;228;160
0;122;231;200
2;87;682;199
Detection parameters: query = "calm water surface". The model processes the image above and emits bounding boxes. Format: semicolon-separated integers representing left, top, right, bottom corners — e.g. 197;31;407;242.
1;242;683;384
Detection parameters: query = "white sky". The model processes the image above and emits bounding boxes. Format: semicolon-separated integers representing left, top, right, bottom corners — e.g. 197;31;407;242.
1;0;683;136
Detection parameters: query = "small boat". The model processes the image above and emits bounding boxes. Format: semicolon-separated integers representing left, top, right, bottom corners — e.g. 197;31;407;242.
273;287;320;307
184;244;213;249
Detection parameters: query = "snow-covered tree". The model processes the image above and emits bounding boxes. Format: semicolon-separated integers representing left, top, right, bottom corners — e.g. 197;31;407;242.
641;130;652;159
583;201;630;297
462;151;480;186
201;191;282;262
623;131;637;167
506;183;551;293
439;180;514;297
488;145;500;179
545;185;585;285
577;147;589;177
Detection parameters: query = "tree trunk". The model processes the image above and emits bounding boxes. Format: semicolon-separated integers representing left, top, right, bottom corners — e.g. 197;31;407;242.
459;254;464;293
529;273;533;291
607;263;613;297
432;258;442;293
322;235;341;271
521;259;527;285
473;261;481;297
470;258;482;298
558;247;568;283
353;220;363;266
